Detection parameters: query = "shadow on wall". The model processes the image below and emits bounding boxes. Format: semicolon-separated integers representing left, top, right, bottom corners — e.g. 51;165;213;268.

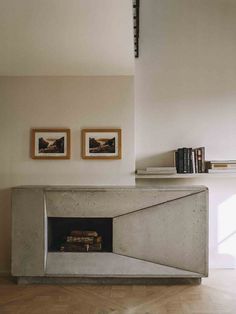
0;188;11;274
136;151;175;169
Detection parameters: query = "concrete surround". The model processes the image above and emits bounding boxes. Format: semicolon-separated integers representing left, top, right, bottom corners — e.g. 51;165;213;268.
12;186;208;283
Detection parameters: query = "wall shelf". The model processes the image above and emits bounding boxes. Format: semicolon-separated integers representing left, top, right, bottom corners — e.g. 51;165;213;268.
135;173;236;179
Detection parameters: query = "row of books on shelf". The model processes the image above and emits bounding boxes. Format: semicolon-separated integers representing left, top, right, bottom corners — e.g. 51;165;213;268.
175;147;236;174
136;147;236;175
175;147;205;173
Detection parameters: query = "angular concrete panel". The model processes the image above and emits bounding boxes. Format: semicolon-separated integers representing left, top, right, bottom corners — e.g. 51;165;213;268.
113;192;208;275
12;188;45;276
46;253;201;277
45;186;206;217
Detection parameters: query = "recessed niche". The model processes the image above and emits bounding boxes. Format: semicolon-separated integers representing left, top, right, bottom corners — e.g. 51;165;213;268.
48;217;112;253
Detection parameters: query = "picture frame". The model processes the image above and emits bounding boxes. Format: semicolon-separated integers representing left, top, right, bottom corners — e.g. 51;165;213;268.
31;128;71;159
81;129;122;159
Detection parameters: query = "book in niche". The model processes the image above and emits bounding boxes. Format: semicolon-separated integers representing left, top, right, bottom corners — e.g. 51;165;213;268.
60;230;103;252
70;230;98;237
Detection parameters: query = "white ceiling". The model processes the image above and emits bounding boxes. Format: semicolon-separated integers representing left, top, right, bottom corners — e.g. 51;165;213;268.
0;0;134;76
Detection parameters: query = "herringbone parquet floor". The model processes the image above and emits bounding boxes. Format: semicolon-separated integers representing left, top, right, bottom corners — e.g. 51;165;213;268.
0;270;236;314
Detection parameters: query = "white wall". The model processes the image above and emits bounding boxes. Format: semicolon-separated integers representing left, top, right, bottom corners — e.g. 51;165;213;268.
0;76;135;273
135;0;236;268
0;0;134;75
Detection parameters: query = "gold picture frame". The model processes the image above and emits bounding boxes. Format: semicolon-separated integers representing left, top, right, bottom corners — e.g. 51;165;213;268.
31;128;71;159
81;129;122;160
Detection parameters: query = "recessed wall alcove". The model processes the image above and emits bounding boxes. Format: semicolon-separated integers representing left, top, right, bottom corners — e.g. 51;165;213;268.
12;186;208;284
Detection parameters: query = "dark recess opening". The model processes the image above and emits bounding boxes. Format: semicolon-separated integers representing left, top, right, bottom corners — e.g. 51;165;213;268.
48;217;112;253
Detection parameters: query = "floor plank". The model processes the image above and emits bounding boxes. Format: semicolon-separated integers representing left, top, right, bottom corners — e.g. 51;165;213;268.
0;270;236;314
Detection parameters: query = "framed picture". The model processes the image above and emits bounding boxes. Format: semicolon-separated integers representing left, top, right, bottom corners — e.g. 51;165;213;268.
81;129;122;159
31;128;71;159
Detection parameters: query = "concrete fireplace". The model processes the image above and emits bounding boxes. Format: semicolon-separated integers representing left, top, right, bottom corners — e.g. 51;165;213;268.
12;186;208;284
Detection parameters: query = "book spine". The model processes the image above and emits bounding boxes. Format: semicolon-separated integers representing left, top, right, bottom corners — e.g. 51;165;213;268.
192;150;196;173
70;230;98;237
175;151;179;173
187;148;193;173
66;236;102;244
60;242;102;252
67;236;95;244
183;148;188;173
201;147;205;173
177;148;184;173
194;149;198;173
196;148;202;173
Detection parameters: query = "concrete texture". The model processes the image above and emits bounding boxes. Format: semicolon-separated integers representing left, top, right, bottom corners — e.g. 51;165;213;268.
113;193;208;275
45;186;206;217
11;186;208;279
46;253;201;277
11;188;45;276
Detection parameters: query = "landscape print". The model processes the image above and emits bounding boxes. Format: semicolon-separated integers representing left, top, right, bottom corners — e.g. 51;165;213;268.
82;129;121;159
89;136;115;154
32;129;70;159
38;135;65;154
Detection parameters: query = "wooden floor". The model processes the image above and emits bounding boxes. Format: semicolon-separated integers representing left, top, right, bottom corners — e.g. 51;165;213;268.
0;270;236;314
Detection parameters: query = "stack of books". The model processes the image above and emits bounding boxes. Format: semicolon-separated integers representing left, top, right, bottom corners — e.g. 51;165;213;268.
175;147;205;173
136;167;177;175
206;160;236;173
60;230;102;252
